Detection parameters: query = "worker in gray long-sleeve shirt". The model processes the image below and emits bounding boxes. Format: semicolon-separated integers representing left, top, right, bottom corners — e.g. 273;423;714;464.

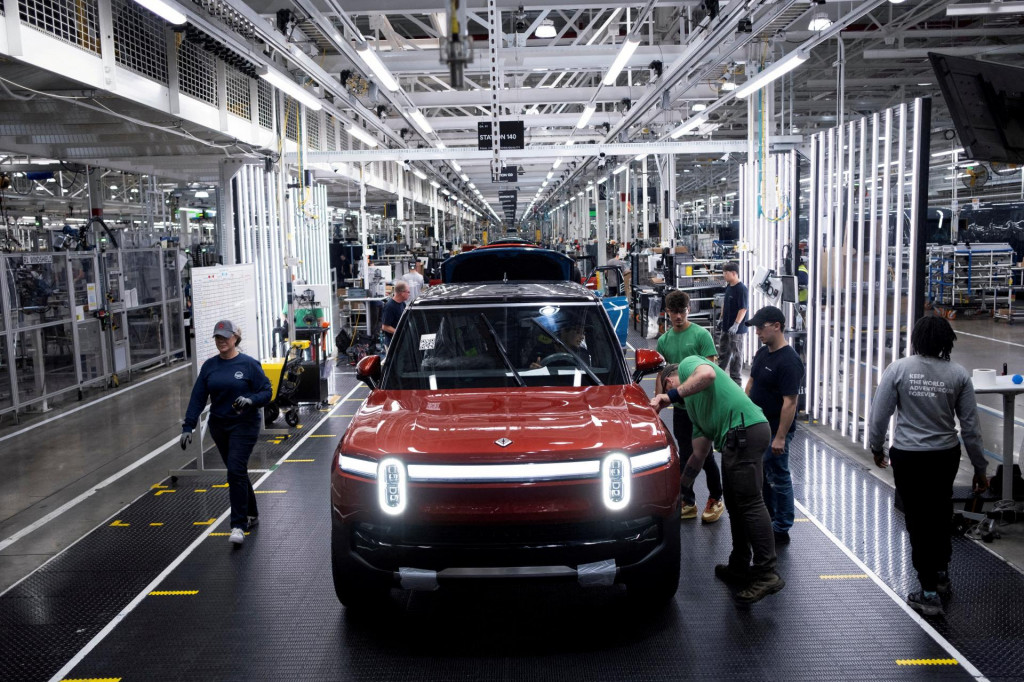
868;316;987;618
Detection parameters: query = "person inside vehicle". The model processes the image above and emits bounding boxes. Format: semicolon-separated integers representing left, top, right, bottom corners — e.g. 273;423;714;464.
529;316;591;369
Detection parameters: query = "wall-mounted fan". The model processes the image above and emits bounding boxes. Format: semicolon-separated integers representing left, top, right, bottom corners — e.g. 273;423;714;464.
961;164;989;190
990;161;1021;177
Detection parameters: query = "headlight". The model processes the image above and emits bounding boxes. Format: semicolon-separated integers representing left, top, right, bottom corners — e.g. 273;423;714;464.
601;453;631;511
377;458;407;516
339;455;377;478
629;446;672;473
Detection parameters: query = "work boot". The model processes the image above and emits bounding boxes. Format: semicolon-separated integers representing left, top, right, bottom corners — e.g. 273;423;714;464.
734;572;785;604
701;498;725;523
680;502;698;519
714;563;751;586
907;590;944;616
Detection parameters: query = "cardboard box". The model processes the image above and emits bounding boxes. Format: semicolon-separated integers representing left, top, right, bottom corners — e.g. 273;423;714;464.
674;246;689;254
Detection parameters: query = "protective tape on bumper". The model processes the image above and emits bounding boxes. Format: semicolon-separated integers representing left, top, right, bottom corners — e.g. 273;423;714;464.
399;567;439;591
577;559;617;587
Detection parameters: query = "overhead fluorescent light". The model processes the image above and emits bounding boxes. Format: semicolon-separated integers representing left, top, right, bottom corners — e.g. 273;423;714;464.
735;49;809;99
430;180;441;188
409;109;433;134
932;148;964;157
603;38;640;86
258;66;322;111
452;161;462;172
807;11;832;31
552;159;563;169
670;115;708;139
692;103;708;112
347;124;379;148
132;0;186;24
356;41;400;92
412;168;428;180
435;141;446;149
546;172;554;180
634;153;647;161
542;181;549;187
576;104;596;129
613;163;629;175
536;19;557;38
721;81;737;91
947;1;1024;15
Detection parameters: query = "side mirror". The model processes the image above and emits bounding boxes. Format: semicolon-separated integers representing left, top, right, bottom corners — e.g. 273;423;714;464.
632;348;665;383
356;355;382;390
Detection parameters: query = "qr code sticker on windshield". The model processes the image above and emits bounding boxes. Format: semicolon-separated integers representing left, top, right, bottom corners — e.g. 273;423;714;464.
419;333;437;351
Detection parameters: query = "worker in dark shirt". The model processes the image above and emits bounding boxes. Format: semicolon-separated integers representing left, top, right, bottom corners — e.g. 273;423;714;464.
745;306;804;546
380;280;410;350
181;320;272;545
718;262;748;385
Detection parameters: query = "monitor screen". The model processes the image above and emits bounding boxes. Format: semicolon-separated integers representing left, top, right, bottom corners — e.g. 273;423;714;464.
929;52;1024;164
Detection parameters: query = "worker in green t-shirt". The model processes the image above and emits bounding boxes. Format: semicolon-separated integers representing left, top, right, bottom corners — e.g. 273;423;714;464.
651;356;783;605
655;290;724;524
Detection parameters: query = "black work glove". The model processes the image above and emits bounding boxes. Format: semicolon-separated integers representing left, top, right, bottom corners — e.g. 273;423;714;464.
232;396;253;412
180;430;192;450
872;448;889;469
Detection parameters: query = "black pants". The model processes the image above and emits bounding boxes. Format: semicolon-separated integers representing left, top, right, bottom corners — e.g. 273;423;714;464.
209;420;260;530
889;444;961;592
721;422;776;575
673;407;723;503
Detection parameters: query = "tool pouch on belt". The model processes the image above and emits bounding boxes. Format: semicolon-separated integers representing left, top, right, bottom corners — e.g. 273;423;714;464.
725;415;747;451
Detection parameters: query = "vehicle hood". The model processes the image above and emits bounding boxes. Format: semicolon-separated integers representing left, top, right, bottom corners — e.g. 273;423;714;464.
341;385;669;463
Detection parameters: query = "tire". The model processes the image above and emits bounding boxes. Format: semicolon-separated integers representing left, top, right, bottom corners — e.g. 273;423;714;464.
264;403;280;427
625;513;681;609
331;522;389;609
285;410;300;427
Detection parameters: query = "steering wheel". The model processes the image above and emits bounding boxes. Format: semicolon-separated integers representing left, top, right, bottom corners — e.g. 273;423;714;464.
538;352;578;367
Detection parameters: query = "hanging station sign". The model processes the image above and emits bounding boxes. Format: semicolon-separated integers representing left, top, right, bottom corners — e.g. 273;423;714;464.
477;121;526;150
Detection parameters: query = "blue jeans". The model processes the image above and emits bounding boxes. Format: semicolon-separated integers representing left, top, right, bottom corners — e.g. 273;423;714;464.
762;431;795;533
209;420;260;530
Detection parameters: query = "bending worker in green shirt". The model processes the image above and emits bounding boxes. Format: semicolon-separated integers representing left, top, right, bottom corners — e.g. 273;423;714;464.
655;290;725;523
651;356;784;604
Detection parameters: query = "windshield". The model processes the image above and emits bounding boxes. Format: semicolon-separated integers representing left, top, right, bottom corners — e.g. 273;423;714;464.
382;303;628;390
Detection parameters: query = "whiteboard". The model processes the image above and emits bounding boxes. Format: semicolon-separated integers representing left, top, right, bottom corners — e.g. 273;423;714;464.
192;264;259;373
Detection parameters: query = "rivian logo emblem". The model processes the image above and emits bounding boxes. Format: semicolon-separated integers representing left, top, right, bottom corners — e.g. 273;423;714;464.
495;438;513;448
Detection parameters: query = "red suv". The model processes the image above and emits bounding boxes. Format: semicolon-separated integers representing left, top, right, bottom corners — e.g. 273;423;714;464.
330;278;679;607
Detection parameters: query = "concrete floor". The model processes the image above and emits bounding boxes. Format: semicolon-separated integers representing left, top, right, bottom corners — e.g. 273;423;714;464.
1;314;1022;596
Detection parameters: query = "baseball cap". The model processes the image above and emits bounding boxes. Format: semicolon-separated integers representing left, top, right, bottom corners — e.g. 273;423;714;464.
749;306;785;327
213;320;239;338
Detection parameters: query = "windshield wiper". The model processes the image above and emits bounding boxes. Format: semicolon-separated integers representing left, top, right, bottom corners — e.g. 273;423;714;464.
478;313;525;387
528;318;603;386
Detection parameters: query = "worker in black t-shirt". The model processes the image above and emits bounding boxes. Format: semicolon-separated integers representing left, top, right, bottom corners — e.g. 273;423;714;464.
380;280;410;350
745;306;804;546
718;261;748;384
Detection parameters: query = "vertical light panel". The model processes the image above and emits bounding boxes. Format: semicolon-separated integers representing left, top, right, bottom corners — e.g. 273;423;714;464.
851;118;867;445
807;135;820;420
892;103;908;365
841;121;856;436
825;127;838;428
806;100;927;446
876;108;892;411
862;113;881;448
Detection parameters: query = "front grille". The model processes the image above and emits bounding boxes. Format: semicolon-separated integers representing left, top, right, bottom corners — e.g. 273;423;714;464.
356;516;657;548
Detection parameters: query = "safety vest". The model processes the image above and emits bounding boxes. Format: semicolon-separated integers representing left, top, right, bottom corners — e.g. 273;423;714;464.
798;264;809;303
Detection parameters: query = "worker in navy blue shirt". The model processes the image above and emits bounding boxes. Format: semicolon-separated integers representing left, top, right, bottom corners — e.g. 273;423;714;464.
718;262;748;385
181;320;272;545
380;280;410;350
745;306;804;546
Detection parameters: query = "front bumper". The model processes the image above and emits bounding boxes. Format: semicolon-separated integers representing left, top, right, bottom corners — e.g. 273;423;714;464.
332;511;679;589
